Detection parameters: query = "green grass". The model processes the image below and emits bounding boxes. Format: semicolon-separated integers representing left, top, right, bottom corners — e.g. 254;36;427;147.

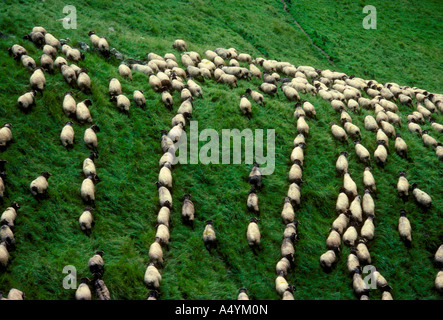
0;0;441;300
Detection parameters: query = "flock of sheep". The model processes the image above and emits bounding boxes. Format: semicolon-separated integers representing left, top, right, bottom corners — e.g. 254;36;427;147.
0;24;442;300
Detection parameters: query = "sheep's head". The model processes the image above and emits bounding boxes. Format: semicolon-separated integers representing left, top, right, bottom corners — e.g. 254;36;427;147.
41;171;51;179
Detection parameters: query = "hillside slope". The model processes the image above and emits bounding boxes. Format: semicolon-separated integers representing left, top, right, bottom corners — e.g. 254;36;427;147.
0;0;441;300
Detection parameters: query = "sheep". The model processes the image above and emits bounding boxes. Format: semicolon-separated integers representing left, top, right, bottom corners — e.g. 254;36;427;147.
331;123;347;143
239;95;252;117
97;37;109;56
159;90;173;110
158;163;173;190
374;141;388;167
23;31;45;48
354;141;370;164
394;133;408;158
411;183;432;208
111;94;130;113
301;100;316;118
343;223;358;247
168;123;184;143
423;98;436;113
386;111;401;127
282;84;300;101
275;271;289;297
21;55;36;71
132;90;146;108
161;130;175;153
422;130;438;148
237;53;252;63
296;116;309;135
290;143;305;166
76;69;91;93
30;171;50;198
435;271;443;293
157;206;170;228
398;209;412;245
293;134;305;147
149;237;164;267
372;268;391;291
93;279;111;300
326;229;341;251
361;216;375;241
276;254;294;277
249;162;262;188
203;220;217;250
40;53;53;74
173;39;187;51
0;171;5;200
289;160;303;184
0;225;14;249
363;115;378;133
320;249;338;270
407;120;422;135
237;288;249;300
75;278;92;300
347;248;360;274
30;68;45;93
44;32;59;48
1;202;20;228
8;44;27;60
164;53;177;62
54;56;68;70
0;124;13;149
182;194;194;225
258;83;278;97
75;99;93;124
246;217;261;249
0;241;9;269
88;31;100;48
437;143;443;161
336;188;349;214
332;211;350;235
247;187;259;214
84;124;99;151
245;89;264;106
343;122;361;138
187;79;203;97
82;152;98;178
435;245;443;268
282;285;296;300
17;90;36;111
144;262;162;290
118;63;132;80
172;113;188;128
340;110;352;124
362;167;376;193
281;197;295;225
88;250;104;278
81;174;100;206
380;120;396;138
60;121;75;148
397;171;409;201
362;189;375;218
109;78;122;97
430;120;443;133
417;103;431;119
347;99;360;112
376;129;389;149
156;181;172;208
61;91;76;117
331;99;345;112
79;207;94;233
349;195;363;223
287;182;301;207
61;64;76;85
352;267;369;297
217;74;237;88
172;78;185;92
66;47;84;62
156;223;170;247
356;239;371;265
343;172;358;199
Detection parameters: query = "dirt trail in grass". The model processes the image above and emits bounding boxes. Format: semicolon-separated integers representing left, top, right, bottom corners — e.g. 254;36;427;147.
280;0;336;67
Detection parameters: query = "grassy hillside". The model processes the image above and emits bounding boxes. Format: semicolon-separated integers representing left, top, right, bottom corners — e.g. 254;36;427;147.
0;0;441;300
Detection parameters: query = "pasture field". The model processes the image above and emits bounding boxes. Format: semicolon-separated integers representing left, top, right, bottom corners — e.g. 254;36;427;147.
0;0;441;300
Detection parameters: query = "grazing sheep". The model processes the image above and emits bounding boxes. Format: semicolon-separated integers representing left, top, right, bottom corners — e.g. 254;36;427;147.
62;92;76;117
156;223;170;247
94;279;111;300
203;220;217;250
362;189;375;218
98;37;109;56
83;152;98;177
1;202;20;228
84;124;100;152
354;141;370;164
361;216;375;240
79;207;94;233
343;172;358;199
6;288;25;300
436;143;443;161
76;99;93;123
157;206;170;228
249;162;262;189
336;188;349;213
363;167;376;192
168;123;184;143
331;123;347;143
376;129;389;149
343;222;358;247
239;95;252;117
109;78;122;97
398;209;412;245
247;187;259;214
364;115;379;132
407;120;422;135
159;163;173;189
276;254;294;277
173;39;187;51
88;250;104;278
238;53;252;63
30;68;46;93
0;124;13;149
394;133;408;158
343;122;361;138
293;134;305;147
217;74;237;88
60;121;75;148
349;195;362;223
258;83;278;97
347;248;360;274
282;285;296;300
0;241;9;268
430;120;443;133
156;181;172;208
66;47;84;62
326;229;341;251
149;237;164;267
40;53;53;73
30;171;50;197
380;121;396;138
374;141;388;167
282;84;299;101
54;56;68;69
161;90;173;110
352;267;369;298
77;69;91;93
296;116;309;135
144;262;162;290
132;90;146;108
356;239;371;265
182;194;194;225
287;182;301;207
110;94;130;113
435;245;443;268
332;211;350;235
290;143;305;166
0;225;14;249
17;90;36;111
75;278;92;300
281;197;295;224
161;130;175;153
8;44;27;60
422;130;438;148
21;55;36;71
281;235;296;258
24;31;45;48
246;217;261;248
275;271;289;297
245;88;264;105
397;171;409;201
289;159;303;184
411;183;432;208
237;288;249;300
81;174;100;206
44;32;59;48
61;64;76;85
302;100;316;118
320;249;338;270
118;64;132;80
88;31;100;48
